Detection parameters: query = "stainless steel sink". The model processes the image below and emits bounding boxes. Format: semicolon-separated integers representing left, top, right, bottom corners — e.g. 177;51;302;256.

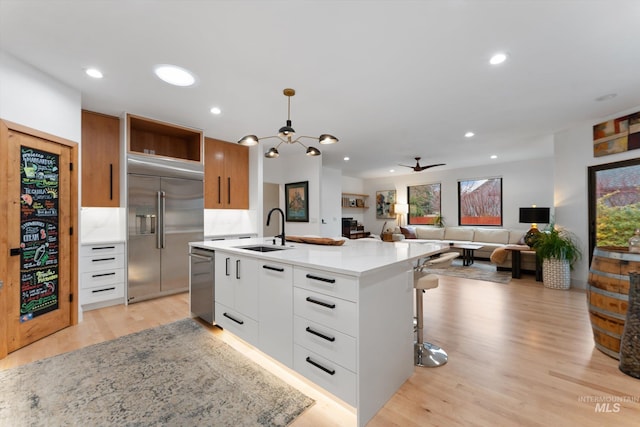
236;245;289;252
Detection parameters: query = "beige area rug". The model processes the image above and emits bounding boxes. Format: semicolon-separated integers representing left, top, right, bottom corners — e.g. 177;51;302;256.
425;259;512;284
0;319;314;426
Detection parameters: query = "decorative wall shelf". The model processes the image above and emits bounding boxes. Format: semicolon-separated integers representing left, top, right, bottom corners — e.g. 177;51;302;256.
341;193;369;209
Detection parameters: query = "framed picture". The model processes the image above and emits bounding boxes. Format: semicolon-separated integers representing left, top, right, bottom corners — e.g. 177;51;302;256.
376;190;396;219
285;181;309;222
458;177;502;226
407;183;441;225
592;111;640;157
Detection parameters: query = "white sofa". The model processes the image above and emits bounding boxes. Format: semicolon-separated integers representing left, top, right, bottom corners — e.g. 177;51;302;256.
392;226;537;272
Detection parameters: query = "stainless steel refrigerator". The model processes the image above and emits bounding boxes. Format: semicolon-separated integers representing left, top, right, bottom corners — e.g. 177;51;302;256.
127;154;204;303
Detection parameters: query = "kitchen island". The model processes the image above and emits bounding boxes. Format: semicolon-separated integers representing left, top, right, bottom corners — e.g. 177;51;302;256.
189;237;449;426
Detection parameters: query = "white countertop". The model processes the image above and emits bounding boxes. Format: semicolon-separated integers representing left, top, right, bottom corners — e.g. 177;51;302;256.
190;237;450;277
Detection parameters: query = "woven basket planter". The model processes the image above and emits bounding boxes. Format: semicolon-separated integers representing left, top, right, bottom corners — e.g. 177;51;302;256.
542;257;571;290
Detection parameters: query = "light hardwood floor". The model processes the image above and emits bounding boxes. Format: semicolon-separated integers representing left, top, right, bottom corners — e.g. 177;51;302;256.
2;273;639;426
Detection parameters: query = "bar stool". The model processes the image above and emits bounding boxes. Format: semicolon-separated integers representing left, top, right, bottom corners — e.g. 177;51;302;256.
413;252;459;367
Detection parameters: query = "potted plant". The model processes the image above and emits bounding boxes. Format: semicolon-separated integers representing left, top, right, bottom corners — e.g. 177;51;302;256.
533;224;582;290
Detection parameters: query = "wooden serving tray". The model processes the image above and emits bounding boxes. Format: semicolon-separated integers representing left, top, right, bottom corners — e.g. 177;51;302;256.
285;236;345;246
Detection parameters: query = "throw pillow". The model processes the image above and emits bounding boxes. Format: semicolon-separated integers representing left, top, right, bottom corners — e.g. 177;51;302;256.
400;226;417;239
518;233;527;245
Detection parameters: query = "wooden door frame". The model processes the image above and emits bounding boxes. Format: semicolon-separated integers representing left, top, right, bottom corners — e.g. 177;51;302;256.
0;119;79;359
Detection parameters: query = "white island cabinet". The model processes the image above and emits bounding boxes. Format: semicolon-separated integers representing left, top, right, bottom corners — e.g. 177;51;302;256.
191;238;448;427
258;260;293;367
214;253;259;345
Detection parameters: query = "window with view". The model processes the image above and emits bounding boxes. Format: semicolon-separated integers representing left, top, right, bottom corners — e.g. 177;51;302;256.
588;158;640;252
407;183;441;225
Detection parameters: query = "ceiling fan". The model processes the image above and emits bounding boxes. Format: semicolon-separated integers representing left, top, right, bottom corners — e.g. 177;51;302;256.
399;157;445;172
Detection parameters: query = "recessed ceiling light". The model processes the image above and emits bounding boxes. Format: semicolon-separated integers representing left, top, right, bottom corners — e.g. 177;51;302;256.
389;169;395;173
490;155;498;159
154;64;196;87
343;156;350;161
595;93;617;102
210;107;221;115
85;68;103;79
465;131;475;138
489;53;508;65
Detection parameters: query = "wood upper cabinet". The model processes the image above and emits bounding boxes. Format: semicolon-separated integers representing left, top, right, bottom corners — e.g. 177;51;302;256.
204;137;249;209
127;114;202;162
81;110;120;207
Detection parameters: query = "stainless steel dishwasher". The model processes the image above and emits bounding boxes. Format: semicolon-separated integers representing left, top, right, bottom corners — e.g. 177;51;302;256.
189;247;215;324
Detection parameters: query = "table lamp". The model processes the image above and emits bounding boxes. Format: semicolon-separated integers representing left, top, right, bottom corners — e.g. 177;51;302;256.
519;206;550;246
394;203;408;227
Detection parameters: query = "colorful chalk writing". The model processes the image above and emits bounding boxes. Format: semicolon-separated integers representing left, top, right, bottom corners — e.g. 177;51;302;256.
20;147;60;321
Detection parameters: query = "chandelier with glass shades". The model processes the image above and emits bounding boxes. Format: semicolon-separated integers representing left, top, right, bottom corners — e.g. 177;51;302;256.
237;88;338;158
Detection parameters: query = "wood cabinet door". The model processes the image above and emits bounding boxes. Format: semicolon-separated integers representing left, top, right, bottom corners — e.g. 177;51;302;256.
204;138;225;209
3;127;75;354
81;110;120;207
224;142;249;209
204;138;249;209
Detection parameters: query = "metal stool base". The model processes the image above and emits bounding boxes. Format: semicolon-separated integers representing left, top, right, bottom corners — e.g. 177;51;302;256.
414;341;448;367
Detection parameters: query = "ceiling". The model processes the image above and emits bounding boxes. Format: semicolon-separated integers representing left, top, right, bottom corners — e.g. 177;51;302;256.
2;0;639;179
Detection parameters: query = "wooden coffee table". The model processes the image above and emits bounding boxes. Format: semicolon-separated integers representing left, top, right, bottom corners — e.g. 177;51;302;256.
452;243;483;266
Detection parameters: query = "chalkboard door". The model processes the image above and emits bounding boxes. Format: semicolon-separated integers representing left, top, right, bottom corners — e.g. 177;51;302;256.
4;129;74;353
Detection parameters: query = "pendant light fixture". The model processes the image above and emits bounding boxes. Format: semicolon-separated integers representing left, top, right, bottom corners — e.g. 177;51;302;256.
238;88;338;158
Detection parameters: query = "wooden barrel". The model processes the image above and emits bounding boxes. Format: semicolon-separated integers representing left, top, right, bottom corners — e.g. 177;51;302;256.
588;247;640;359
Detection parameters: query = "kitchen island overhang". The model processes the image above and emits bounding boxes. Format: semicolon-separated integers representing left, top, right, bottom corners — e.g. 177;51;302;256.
190;237;449;278
189;237;450;426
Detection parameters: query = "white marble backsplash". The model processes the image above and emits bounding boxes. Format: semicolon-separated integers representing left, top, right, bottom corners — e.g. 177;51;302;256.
204;209;257;238
80;207;126;243
80;207;256;243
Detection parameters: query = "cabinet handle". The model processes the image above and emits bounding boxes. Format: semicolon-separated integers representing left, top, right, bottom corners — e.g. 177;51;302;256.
91;246;116;251
236;259;241;279
305;326;336;342
217;176;221;204
225;257;230;276
223;312;244;325
305;296;336;309
262;265;284;272
305;357;335;375
109;163;113;200
92;257;116;263
92;272;116;278
305;273;336;284
92;287;116;294
227;177;231;204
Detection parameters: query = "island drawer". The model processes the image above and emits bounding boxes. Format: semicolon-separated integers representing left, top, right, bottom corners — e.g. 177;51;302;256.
80;252;125;273
215;302;258;346
294;344;356;406
80;268;124;290
294;287;357;337
294;315;356;372
79;282;124;305
293;266;357;302
81;243;124;257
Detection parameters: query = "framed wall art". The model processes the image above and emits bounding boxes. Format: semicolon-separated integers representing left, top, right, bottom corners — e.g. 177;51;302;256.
458;177;502;226
376;189;396;219
593;111;640;157
285;181;309;222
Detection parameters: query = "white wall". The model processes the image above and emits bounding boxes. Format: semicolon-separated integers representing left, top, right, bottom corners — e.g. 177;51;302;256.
0;52;81;142
320;167;342;237
263;150;323;236
554;104;640;288
360;157;554;237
